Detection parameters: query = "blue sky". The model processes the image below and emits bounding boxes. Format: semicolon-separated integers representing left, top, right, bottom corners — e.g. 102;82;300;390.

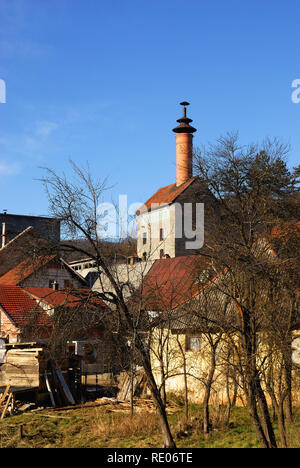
0;0;299;217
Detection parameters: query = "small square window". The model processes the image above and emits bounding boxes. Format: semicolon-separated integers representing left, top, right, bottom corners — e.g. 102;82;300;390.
186;335;201;351
49;279;59;289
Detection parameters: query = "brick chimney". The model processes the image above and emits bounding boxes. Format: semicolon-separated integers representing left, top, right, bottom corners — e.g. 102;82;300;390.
173;102;197;186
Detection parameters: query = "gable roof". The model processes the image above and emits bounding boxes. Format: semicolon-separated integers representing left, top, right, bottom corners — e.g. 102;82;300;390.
0;255;57;285
0;255;87;287
136;254;211;311
136;177;198;214
0;226;48;277
24;287;107;310
0;285;51;327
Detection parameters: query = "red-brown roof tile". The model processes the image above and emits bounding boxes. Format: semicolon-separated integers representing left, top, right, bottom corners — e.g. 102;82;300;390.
138;254;210;311
136;177;197;214
0;285;51;327
24;287;107;310
271;221;300;239
0;255;57;285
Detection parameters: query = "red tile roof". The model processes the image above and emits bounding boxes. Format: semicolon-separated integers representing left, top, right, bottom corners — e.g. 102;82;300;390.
271;222;300;239
136;177;197;214
0;285;51;327
0;255;57;285
24;288;107;310
138;254;210;311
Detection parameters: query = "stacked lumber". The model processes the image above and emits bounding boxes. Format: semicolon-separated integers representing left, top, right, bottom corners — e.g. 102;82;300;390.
0;348;44;389
116;371;148;401
44;366;77;407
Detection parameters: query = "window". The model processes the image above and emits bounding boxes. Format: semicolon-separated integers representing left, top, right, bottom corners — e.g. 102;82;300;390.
160;228;164;241
142;232;147;245
160;249;164;259
186;335;201;351
64;279;73;289
142;252;147;261
49;280;59;290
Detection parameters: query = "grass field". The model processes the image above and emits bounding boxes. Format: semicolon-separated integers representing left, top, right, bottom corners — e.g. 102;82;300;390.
0;399;299;448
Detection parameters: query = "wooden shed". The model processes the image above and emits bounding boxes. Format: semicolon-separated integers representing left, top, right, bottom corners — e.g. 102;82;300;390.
0;346;46;390
0;343;82;406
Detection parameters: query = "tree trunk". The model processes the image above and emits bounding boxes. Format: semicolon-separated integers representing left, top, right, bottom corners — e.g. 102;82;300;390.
203;352;216;435
176;335;189;424
130;364;134;417
247;389;269;449
283;352;293;424
183;356;189;425
159;360;167;407
278;399;288;448
141;354;176;448
256;380;277;448
225;373;232;427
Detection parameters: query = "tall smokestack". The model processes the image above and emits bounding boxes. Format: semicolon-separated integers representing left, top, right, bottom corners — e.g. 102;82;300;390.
173;101;197;186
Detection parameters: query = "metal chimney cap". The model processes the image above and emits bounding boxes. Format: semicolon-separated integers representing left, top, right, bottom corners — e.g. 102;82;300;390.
173;101;197;134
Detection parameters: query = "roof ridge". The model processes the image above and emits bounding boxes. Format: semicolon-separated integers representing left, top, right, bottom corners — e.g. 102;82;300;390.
0;226;35;251
0;253;57;285
136;176;198;214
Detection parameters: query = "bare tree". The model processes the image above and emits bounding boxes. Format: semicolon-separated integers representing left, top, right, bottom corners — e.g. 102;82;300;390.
193;132;300;448
40;162;176;448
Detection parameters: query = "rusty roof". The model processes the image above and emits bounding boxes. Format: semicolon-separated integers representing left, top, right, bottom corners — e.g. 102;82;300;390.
136;254;211;311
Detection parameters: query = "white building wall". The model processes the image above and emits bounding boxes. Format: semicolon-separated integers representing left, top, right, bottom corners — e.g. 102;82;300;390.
137;205;177;260
21;265;84;289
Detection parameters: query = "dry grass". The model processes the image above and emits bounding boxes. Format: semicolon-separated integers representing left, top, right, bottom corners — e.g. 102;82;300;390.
0;400;299;448
93;409;160;439
209;403;229;429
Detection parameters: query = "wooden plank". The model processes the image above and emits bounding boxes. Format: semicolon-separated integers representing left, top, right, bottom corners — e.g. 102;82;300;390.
55;370;75;405
0;385;11;407
1;392;12;419
44;372;56;408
